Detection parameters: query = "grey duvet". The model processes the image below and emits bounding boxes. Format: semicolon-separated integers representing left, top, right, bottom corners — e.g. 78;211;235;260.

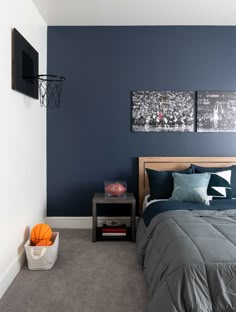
137;208;236;312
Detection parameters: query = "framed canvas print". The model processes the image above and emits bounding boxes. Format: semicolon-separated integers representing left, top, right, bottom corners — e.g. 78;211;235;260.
197;91;236;132
131;91;195;132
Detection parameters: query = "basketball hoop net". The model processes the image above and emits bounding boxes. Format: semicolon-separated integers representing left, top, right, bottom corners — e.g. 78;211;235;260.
37;75;65;109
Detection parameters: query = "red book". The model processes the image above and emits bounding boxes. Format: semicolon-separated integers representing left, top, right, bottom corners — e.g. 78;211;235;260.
102;228;127;233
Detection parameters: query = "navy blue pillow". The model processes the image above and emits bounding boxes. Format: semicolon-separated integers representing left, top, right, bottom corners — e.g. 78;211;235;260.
146;166;193;199
192;164;236;198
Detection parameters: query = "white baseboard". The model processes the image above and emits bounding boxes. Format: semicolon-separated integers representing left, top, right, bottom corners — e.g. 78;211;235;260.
0;249;26;300
0;219;46;300
46;216;139;229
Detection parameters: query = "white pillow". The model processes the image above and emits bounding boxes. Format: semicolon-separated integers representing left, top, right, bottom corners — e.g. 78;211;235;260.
207;170;232;200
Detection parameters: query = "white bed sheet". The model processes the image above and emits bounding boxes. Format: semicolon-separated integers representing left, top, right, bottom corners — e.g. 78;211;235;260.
142;195;168;212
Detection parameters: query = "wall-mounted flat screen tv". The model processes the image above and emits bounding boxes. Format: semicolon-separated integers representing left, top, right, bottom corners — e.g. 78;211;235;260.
12;28;38;99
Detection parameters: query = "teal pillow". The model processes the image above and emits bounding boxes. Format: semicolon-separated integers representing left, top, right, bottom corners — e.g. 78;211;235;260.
169;172;211;205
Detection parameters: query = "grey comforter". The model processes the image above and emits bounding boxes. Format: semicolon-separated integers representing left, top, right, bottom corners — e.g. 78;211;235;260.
137;205;236;312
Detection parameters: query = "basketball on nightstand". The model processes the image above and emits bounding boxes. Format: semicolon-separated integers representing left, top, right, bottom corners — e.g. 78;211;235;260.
30;223;52;245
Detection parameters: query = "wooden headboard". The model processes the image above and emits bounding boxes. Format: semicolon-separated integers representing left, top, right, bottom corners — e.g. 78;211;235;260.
138;156;236;215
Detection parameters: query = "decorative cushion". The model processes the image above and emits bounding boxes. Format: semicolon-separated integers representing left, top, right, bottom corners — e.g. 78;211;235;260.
192;164;236;197
169;172;211;205
146;166;193;199
207;170;232;199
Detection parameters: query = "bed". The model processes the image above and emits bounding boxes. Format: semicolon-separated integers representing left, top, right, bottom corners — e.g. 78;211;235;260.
136;157;236;312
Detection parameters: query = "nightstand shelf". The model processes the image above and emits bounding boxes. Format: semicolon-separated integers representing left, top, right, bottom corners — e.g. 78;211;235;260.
92;193;136;242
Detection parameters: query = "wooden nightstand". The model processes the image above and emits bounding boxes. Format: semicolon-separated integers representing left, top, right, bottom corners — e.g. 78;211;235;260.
92;193;136;242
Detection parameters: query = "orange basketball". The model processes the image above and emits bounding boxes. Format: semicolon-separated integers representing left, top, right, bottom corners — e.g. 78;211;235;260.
36;239;53;246
30;223;52;245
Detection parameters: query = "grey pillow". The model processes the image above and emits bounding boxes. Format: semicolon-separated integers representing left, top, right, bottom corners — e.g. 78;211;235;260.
169;172;211;205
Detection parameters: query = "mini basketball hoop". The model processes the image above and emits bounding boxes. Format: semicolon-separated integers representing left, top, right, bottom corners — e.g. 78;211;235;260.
37;75;65;108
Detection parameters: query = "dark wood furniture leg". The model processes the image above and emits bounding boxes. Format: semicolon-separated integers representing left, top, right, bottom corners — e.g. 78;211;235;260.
131;200;136;242
92;199;97;242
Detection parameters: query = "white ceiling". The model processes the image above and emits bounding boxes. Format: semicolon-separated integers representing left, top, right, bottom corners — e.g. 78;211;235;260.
33;0;236;26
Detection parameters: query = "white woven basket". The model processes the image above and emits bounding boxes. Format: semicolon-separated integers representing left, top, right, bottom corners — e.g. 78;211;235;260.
24;232;59;270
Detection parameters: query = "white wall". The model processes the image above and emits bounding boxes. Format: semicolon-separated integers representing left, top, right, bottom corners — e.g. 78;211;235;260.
0;0;47;299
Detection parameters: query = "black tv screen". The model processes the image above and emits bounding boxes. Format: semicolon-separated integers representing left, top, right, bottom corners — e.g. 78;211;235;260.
12;28;38;99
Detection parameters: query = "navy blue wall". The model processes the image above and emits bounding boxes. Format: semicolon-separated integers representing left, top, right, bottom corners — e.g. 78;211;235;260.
47;26;236;216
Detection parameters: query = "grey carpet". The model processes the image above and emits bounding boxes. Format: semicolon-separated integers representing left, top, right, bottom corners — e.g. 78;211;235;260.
0;229;147;312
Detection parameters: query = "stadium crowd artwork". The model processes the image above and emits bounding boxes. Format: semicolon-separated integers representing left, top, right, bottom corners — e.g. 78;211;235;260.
132;91;195;132
131;90;236;132
197;91;236;132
